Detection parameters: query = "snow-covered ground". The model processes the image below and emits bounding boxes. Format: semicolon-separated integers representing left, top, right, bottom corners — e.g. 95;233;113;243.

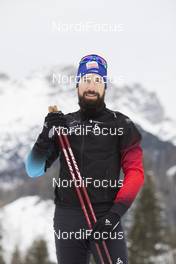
0;196;56;264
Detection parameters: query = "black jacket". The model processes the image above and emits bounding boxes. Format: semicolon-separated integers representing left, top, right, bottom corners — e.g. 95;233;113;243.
44;104;142;214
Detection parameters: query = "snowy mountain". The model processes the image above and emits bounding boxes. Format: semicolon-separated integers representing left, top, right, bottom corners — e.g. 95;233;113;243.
0;196;56;264
0;65;176;178
106;83;176;145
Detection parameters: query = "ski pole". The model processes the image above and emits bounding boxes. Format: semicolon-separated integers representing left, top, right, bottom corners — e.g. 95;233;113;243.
58;131;105;264
60;131;112;264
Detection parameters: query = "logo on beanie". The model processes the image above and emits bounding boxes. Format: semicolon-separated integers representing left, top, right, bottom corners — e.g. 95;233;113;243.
86;61;99;69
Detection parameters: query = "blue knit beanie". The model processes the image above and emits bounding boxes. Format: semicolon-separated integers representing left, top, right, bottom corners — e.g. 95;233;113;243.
76;54;107;89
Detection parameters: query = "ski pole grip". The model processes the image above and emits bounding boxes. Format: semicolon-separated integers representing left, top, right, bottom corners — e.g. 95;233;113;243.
48;105;59;113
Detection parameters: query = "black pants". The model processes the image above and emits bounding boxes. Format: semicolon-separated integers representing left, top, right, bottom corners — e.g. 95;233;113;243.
53;204;128;264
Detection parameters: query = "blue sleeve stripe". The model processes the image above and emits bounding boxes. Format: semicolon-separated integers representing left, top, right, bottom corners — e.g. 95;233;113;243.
25;150;46;178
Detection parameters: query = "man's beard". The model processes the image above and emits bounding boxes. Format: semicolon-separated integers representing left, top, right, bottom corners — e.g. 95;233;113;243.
78;90;105;112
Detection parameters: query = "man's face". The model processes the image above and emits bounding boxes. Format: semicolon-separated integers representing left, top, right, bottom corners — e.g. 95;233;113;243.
77;73;105;108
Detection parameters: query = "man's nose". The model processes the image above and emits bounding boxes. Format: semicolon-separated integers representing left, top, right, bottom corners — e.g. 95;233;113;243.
87;80;96;89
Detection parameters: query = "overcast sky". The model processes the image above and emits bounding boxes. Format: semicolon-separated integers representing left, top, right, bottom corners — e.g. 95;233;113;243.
0;0;176;120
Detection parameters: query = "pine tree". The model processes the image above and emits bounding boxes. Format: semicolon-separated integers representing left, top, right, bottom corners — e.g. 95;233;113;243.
128;173;167;264
11;246;23;264
24;238;51;264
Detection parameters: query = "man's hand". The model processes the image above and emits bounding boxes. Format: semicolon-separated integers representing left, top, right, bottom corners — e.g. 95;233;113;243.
41;110;66;142
33;106;66;156
89;211;120;241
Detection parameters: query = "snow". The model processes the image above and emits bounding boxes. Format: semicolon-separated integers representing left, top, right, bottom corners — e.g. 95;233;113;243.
106;84;176;144
0;196;56;264
150;249;176;264
166;165;176;179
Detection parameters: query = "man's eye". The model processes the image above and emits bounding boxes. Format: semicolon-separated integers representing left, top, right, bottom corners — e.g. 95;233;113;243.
95;78;102;83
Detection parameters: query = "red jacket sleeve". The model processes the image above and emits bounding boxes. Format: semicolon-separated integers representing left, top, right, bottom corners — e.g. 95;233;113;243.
110;117;145;217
